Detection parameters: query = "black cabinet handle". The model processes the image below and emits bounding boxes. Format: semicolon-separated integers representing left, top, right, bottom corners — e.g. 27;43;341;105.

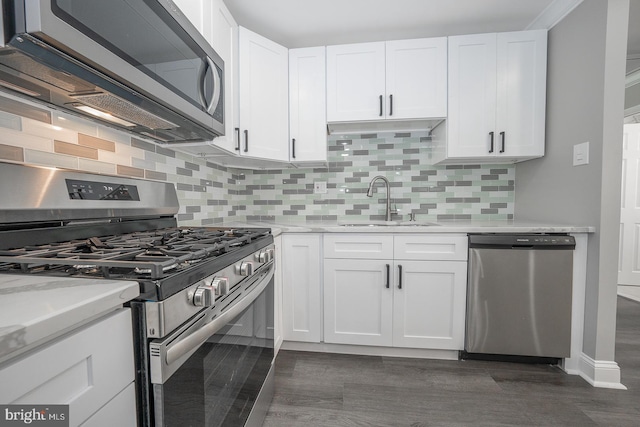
385;264;390;289
234;127;240;151
244;130;248;153
292;138;296;159
489;131;494;153
379;95;383;116
500;131;505;153
398;265;403;289
389;94;393;116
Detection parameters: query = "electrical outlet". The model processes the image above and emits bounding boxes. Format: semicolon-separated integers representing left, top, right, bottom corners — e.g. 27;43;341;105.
314;181;327;194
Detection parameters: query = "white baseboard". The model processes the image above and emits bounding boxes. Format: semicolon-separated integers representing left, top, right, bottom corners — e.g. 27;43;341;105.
281;340;459;360
578;353;627;389
618;285;640;302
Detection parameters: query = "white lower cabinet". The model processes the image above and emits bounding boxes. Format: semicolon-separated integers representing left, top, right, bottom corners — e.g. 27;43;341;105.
391;260;467;349
323;234;468;350
323;258;393;346
281;234;322;342
0;308;136;427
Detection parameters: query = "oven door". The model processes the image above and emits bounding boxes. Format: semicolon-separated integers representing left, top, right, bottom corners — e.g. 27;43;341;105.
149;262;275;427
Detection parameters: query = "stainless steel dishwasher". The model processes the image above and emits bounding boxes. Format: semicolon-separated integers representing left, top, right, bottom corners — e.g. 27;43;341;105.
465;234;575;359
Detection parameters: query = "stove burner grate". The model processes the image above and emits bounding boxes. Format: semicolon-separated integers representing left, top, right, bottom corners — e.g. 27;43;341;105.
0;227;271;280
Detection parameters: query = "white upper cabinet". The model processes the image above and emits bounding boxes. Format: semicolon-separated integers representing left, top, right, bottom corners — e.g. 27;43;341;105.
239;27;289;161
326;42;386;122
439;29;547;163
170;0;239;156
385;38;448;120
326;38;447;123
207;0;239;154
289;47;327;164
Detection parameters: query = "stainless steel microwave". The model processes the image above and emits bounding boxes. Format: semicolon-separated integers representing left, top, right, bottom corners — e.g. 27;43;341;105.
0;0;224;143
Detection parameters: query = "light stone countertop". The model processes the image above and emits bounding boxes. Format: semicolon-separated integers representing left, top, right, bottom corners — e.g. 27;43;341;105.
0;275;139;364
222;219;595;235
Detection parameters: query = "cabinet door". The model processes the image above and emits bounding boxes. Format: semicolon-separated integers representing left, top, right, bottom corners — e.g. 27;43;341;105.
208;0;239;153
496;30;547;158
324;259;393;346
239;27;289;161
386;38;447;119
173;0;205;35
447;33;497;158
282;234;322;343
289;47;327;163
326;42;386;122
392;261;467;350
0;309;135;426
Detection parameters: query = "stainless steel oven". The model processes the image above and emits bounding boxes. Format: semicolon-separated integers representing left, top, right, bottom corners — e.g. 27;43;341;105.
0;162;276;427
147;264;275;426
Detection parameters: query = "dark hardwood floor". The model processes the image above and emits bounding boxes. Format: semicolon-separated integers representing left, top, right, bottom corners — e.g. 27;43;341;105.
264;296;640;426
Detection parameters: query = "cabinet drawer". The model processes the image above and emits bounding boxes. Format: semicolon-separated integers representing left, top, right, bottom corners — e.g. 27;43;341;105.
0;309;135;426
324;234;394;259
394;234;468;260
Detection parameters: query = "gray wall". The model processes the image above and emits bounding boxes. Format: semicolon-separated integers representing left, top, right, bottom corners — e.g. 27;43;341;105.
515;0;629;361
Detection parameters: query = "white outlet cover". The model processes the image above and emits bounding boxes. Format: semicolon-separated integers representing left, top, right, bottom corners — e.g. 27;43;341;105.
573;141;589;166
314;181;327;194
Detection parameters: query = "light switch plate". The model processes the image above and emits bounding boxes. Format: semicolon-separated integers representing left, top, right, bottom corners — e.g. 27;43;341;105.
573;142;589;166
314;181;327;194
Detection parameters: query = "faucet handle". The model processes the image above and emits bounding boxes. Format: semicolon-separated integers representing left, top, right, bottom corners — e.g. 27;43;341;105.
390;204;399;215
408;212;416;222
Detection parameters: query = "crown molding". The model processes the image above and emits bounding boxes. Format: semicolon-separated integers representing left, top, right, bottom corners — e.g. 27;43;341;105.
526;0;584;30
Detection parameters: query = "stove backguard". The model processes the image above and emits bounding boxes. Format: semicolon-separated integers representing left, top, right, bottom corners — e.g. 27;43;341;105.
0;162;179;225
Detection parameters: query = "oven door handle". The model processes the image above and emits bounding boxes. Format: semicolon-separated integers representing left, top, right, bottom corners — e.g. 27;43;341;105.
150;263;274;384
167;264;274;365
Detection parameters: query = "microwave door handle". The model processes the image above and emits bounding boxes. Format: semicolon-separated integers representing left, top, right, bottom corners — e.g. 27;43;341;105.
198;59;209;110
164;263;274;367
206;57;221;114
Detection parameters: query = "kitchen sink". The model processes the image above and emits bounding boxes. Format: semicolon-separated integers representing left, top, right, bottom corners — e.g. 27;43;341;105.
338;221;440;227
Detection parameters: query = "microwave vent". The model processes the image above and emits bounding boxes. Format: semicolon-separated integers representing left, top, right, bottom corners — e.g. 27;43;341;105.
73;93;177;130
1;51;95;93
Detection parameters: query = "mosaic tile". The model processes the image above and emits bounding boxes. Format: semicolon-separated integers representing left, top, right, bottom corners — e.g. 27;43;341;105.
0;111;21;131
78;158;117;175
0;143;24;162
24;149;79;169
0;95;51;123
1;91;516;225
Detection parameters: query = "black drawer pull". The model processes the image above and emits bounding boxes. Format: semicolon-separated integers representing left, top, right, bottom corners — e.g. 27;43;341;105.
385;264;390;288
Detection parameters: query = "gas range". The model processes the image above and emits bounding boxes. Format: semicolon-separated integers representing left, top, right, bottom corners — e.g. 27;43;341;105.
0;161;274;301
0;162;276;427
0;226;273;300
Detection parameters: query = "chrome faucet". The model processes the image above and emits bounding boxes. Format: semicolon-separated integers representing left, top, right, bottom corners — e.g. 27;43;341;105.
366;175;396;221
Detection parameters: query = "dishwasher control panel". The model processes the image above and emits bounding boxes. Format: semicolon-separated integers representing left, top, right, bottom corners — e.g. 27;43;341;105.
469;234;576;249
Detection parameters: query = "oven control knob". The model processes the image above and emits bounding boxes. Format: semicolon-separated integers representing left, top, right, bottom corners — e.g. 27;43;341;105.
211;277;229;296
267;248;275;261
192;285;215;307
236;261;254;276
256;250;272;263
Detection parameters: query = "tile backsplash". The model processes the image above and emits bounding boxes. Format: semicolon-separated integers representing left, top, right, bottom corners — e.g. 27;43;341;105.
241;133;514;222
0;93;514;225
